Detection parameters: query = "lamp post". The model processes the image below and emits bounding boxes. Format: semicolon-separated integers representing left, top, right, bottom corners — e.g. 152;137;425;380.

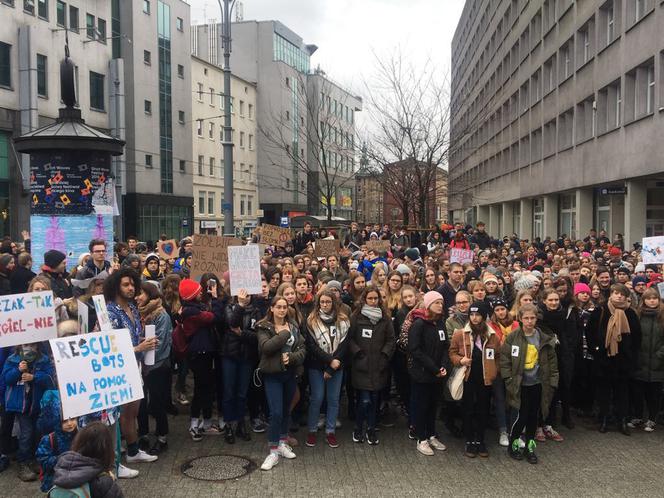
218;0;236;236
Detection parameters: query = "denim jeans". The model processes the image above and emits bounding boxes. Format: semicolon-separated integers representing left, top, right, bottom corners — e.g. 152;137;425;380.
222;357;252;423
16;413;35;463
307;368;343;434
355;389;379;433
492;376;507;432
264;371;297;446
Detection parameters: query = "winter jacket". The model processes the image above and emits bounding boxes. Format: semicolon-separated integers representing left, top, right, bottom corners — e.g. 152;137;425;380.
181;299;225;355
0;272;11;296
358;257;388;281
587;304;641;378
317;267;348;284
500;327;559;418
294;231;316;254
633;310;664;383
471;231;491;250
304;315;350;375
36;428;76;492
437;281;464;316
445;314;467;339
224;299;267;362
539;304;582;387
142;310;172;374
76;259;111;281
449;323;501;386
9;266;36;294
488;320;519;344
348;313;395;391
408;316;450;384
53;451;124;498
256;320;306;375
2;352;54;415
39;269;73;300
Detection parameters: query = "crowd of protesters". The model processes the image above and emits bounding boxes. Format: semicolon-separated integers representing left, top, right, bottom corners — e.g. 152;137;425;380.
0;218;662;493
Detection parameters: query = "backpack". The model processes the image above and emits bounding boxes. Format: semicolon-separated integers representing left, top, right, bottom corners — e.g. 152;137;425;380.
47;483;92;498
396;308;428;353
171;317;189;360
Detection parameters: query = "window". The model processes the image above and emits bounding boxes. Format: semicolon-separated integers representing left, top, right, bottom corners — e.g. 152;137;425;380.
143;50;151;65
240;195;246;216
531;68;541;104
520;81;529;113
179;160;185;172
577;18;594;67
198;155;204;175
597;79;621;133
559;39;574;82
145;154;153;168
178;110;184;123
531;127;543;161
0;42;10;87
176;17;183;31
209;157;215;176
177;64;184;78
543;119;557;157
599;0;619;49
69;5;78;30
56;0;66;26
197;82;203;101
209;122;214;139
625;59;655;121
248;134;253;150
86;13;95;38
239;131;245;148
248;103;254;119
198;191;205;215
24;0;35;15
647;64;655;114
143;0;150;14
558;108;574;150
575;96;595;142
97;18;106;43
89;71;105;110
208;192;215;215
36;54;47;97
247;196;253;216
209;87;214;105
628;0;651;25
544;55;556;94
559;193;577;239
196;120;203;136
37;0;47;19
144;99;152;114
239;100;245;116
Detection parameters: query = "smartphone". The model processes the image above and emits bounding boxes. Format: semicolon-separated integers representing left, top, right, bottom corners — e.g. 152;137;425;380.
207;279;217;290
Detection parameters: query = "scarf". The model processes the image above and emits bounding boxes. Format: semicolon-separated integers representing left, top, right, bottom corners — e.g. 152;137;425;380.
138;297;165;324
319;310;335;324
309;315;349;355
606;299;631;357
640;307;659;317
454;309;469;325
361;304;383;324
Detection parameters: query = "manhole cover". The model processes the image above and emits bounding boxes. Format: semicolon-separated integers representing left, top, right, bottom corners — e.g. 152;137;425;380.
181;454;256;481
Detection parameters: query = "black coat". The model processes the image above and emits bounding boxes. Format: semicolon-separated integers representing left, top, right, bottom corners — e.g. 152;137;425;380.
407;316;450;383
9;266;36;294
349;313;395;391
224;298;268;362
587;304;641;378
0;273;11;296
539;304;582;387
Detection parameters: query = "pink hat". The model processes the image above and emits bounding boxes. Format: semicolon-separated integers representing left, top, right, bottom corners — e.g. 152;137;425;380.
423;291;444;309
574;283;591;296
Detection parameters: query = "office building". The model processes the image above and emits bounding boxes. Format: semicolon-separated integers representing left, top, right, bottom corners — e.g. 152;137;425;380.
449;0;664;246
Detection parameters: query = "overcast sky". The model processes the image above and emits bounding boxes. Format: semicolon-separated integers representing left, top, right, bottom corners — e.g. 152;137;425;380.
189;0;466;94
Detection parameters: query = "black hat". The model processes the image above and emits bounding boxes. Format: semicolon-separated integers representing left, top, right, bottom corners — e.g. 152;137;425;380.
469;300;490;320
44;249;66;269
490;297;508;311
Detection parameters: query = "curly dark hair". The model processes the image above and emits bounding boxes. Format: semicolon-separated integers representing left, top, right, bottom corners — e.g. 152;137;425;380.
103;267;141;303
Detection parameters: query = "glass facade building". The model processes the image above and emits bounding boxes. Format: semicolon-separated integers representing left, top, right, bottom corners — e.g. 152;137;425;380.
158;1;173;194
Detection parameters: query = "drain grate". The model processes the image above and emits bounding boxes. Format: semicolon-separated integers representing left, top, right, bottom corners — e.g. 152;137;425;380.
181;454;256;481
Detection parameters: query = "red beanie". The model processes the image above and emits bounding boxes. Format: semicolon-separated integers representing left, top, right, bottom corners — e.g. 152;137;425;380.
609;247;621;257
179;279;202;301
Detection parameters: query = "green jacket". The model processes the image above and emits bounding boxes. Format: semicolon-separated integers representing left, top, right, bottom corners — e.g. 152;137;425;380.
257;320;306;375
633;312;664;383
500;327;559;418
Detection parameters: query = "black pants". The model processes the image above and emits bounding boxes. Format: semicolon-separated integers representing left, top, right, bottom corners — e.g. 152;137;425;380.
510;383;542;443
411;382;439;442
247;364;267;420
393;351;411;416
596;377;628;419
0;411;15;455
572;358;595;413
462;379;491;443
138;363;171;437
631;380;662;421
189;352;215;420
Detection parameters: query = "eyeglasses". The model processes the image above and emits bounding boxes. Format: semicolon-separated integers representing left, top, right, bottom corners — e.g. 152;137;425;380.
273;305;289;310
455;300;470;305
319;299;333;305
92;249;107;253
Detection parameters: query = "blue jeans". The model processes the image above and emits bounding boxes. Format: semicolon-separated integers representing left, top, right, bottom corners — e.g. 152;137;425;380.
16;413;35;463
264;371;297;446
355;390;379;433
222;357;252;423
307;368;343;434
492;376;507;432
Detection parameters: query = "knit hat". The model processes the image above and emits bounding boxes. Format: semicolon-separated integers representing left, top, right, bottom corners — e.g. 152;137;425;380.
396;263;412;276
514;274;538;292
404;247;420;262
326;280;342;291
616;267;631;276
469;300;490;320
482;273;499;284
145;253;160;266
36;390;62;435
423;291;444;310
179;278;202;301
573;283;592;296
349;260;359;270
44;249;66;269
369;232;379;240
490;298;508;311
635;263;646;273
609;247;622;257
632;276;648;287
530;270;543;279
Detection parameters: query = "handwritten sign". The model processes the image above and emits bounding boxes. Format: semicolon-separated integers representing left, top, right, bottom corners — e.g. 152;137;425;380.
190;234;242;280
642;236;664;264
366;240;391;253
450;248;475;264
0;291;57;347
156;239;178;260
49;329;144;419
92;295;111;331
260;224;292;247
227;245;263;296
77;300;89;335
315;239;340;257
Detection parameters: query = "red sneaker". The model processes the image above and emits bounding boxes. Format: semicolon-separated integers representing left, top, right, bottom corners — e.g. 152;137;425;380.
326;433;339;448
305;433;316;447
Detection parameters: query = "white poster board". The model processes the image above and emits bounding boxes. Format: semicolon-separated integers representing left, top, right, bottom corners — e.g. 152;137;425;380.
642;236;664;264
49;329;144;419
227;244;263;296
449;248;475;264
92;295;112;331
143;324;155;366
77;300;89;335
0;291;57;347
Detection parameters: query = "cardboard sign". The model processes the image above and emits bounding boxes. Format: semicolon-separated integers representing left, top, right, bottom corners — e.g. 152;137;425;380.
49;329;144;419
450;248;474;264
260;224;292;247
190;234;242;280
315;239;340;257
77;300;89;335
642;236;664;264
366;240;391;253
92;295;112;331
0;291;58;347
156;239;178;260
227;245;263;296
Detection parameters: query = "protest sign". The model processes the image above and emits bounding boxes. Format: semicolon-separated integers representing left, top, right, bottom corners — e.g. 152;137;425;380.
77;300;89;335
227;245;263;296
315;239;340;257
156;239;179;260
144;325;155;366
260;224;292;247
92;295;112;331
366;240;391;253
0;291;57;348
50;329;144;419
450;248;475;264
642;236;664;264
190;234;242;280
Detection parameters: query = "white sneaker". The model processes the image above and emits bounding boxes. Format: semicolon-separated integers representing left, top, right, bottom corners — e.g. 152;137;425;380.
627;418;642;429
117;464;139;479
644;420;656;432
277;442;296;459
417;440;434;456
499;431;509;447
126;449;158;463
428;436;446;451
261;453;279;471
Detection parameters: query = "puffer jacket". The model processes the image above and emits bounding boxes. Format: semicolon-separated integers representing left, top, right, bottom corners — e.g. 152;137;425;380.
181;299;225;354
449;323;501;385
224;298;269;363
53;451;124;498
633;309;664;383
408;315;450;383
348;313;395;391
2;352;54;415
256;320;306;375
36;428;76;492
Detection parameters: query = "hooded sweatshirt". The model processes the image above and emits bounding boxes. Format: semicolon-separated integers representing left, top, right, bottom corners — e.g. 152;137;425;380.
53;451;123;498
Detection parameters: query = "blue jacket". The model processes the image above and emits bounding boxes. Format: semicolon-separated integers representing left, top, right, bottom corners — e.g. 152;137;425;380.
2;353;55;416
36;428;76;492
358;257;388;280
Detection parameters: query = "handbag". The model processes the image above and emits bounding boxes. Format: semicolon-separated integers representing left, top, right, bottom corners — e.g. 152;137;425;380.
447;332;468;401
